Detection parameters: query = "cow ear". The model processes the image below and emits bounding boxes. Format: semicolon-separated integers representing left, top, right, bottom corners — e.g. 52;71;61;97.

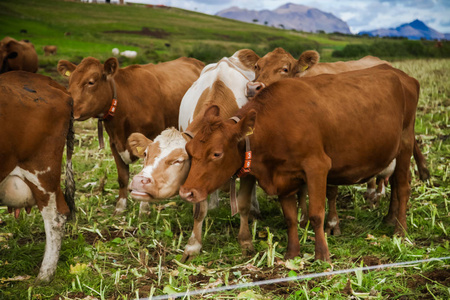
128;132;152;158
204;105;220;119
104;57;119;77
237;49;260;69
57;60;77;77
236;110;257;141
296;50;319;74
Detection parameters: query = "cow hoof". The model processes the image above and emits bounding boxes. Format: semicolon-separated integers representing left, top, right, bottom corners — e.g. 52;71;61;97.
314;252;331;263
114;198;127;215
284;251;301;260
325;226;341;236
138;202;151;217
239;240;254;253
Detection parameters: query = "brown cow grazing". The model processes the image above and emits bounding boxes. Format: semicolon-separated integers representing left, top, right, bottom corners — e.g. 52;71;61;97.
0;36;38;73
246;48;429;235
0;71;75;282
57;56;204;214
180;64;419;262
43;45;58;56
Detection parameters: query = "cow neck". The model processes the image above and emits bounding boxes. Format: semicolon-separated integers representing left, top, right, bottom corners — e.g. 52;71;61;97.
97;78;118;149
230;116;252;216
224;58;253;82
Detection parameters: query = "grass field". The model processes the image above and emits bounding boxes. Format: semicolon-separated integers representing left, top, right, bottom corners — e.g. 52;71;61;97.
1;0;450;299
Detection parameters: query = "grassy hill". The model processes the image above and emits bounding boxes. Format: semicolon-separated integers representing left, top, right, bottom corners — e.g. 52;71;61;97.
0;0;405;68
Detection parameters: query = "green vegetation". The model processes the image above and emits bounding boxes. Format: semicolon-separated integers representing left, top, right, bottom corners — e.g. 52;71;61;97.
0;0;449;299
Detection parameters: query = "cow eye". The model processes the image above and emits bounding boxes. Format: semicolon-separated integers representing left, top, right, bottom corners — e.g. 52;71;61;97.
282;68;288;73
213;152;223;159
172;159;184;165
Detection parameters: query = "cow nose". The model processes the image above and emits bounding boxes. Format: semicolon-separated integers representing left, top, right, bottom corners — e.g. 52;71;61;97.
141;177;151;185
246;82;265;98
179;186;197;202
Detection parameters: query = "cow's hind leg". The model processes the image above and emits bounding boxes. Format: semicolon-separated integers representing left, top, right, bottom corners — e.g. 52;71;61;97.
181;200;208;262
325;185;340;236
237;176;256;254
38;192;67;282
392;153;412;236
279;194;300;259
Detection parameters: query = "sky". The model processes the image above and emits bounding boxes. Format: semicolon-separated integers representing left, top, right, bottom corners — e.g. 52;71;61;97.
129;0;450;34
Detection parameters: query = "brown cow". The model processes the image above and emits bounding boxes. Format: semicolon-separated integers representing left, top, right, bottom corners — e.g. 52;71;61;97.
246;48;429;235
0;71;75;282
43;45;58;56
180;64;419;262
57;56;204;214
0;36;38;73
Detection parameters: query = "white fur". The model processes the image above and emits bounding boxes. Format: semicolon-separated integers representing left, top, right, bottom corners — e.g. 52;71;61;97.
119;149;133;165
141;128;187;181
112;48;119;56
178;50;256;130
114;197;127;213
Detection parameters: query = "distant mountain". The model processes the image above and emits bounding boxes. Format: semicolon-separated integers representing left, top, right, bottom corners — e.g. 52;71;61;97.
359;19;446;40
216;3;351;34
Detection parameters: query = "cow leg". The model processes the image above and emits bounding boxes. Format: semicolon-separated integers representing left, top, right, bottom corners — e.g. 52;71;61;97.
37;192;67;282
392;152;412;236
279;194;300;259
325;185;340;236
181;200;208;262
249;183;260;220
298;183;308;228
139;202;151;217
208;190;220;210
237;175;256;254
364;178;377;205
384;177;398;226
305;157;331;262
111;146;130;214
413;138;430;181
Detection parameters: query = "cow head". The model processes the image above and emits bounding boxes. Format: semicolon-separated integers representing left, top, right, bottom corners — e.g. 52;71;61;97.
128;128;191;201
0;39;19;74
246;48;319;97
179;105;256;203
57;57;119;120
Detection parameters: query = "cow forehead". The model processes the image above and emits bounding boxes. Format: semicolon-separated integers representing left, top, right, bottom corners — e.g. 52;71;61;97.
70;58;103;83
145;129;187;164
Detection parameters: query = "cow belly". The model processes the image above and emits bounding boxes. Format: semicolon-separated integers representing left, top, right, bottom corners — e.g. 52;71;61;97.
0;174;35;208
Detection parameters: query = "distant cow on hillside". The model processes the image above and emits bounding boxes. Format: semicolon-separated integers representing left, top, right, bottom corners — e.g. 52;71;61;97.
43;45;58;56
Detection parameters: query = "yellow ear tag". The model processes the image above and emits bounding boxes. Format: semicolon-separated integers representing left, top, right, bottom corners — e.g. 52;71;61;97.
302;65;309;71
246;127;254;136
65;70;71;76
136;146;144;155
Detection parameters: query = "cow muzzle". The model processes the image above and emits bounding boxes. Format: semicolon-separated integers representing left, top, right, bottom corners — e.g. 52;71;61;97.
179;186;206;203
246;81;265;98
128;175;159;202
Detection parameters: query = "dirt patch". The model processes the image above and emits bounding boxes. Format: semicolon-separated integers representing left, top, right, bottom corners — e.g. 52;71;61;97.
353;255;383;267
104;27;170;39
408;268;450;289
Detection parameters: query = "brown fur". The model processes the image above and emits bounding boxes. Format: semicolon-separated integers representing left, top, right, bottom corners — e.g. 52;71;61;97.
0;36;38;73
57;56;204;211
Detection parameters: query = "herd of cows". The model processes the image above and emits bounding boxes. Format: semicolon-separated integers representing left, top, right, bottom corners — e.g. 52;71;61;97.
0;36;429;282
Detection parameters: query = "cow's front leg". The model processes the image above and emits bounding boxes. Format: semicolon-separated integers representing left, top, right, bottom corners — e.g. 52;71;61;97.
181;200;208;262
237;176;256;254
111;145;130;214
325;185;340;236
305;156;331;262
37;195;67;282
279;194;300;259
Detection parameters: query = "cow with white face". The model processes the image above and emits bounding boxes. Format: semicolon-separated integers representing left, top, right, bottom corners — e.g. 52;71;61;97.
128;49;261;262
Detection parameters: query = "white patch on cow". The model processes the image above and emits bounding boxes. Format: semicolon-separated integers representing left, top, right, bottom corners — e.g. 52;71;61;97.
184;232;202;255
366;188;376;196
327;217;338;228
119;150;133;165
0;167;35;207
115;197;128;213
178;50;256;130
38;192;66;282
141;128;187;180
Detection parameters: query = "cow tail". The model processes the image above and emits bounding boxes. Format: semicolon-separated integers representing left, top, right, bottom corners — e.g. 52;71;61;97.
65;111;76;220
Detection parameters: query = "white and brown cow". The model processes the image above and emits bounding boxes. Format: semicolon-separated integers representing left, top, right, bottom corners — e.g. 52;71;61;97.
180;64;420;262
57;56;204;214
0;71;75;282
128;49;260;261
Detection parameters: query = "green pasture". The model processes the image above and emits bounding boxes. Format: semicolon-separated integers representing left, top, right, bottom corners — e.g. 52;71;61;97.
0;0;449;299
